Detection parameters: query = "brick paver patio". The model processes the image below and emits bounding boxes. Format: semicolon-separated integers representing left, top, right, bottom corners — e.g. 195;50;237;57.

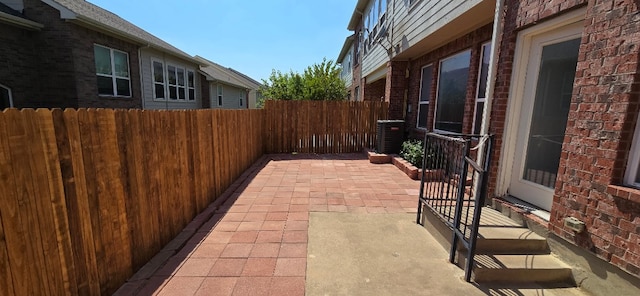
130;153;420;295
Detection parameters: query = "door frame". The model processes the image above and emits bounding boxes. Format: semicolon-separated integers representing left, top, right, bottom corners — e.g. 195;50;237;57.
496;8;586;202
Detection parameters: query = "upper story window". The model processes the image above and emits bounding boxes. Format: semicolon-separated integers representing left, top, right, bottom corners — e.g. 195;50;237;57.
434;50;471;133
94;45;131;97
151;59;196;101
363;0;387;55
416;64;433;129
473;42;491;134
625;114;640;188
1;84;13;109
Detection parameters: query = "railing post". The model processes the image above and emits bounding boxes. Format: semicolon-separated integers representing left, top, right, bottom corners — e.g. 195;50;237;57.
449;139;470;264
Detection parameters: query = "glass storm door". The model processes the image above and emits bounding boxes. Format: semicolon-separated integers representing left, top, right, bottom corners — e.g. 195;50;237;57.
509;28;581;211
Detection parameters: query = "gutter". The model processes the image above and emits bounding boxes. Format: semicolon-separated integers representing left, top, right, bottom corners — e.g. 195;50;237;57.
0;11;44;30
476;0;505;166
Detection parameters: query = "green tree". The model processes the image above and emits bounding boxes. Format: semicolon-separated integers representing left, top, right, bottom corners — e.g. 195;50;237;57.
260;58;347;104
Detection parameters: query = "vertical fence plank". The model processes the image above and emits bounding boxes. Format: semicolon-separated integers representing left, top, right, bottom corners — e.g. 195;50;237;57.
35;109;76;295
54;109;101;295
0;110;20;296
5;109;49;295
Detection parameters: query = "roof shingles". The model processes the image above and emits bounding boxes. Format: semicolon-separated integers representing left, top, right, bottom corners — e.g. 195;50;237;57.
50;0;194;62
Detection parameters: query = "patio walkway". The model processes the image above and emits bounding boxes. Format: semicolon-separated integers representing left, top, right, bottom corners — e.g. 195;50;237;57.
123;153;421;295
115;153;589;296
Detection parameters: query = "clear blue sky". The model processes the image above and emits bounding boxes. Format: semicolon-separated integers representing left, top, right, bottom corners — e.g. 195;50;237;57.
89;0;356;82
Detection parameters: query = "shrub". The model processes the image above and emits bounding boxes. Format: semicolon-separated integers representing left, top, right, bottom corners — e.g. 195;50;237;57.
400;139;446;169
399;140;424;167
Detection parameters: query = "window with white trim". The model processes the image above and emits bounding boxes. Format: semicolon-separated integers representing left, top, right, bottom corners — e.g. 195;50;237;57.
473;42;491;134
416;64;433;129
94;45;131;97
217;84;223;106
151;59;195;101
1;84;13;109
434;50;471;133
239;90;244;107
625;114;640;188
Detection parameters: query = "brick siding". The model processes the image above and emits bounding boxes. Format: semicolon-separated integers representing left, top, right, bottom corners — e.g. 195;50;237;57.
490;0;640;277
364;78;385;102
401;23;493;138
550;0;640;276
0;24;43;108
5;0;143;109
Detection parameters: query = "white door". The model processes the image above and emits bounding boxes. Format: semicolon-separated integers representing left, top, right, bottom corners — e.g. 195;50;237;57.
509;24;582;210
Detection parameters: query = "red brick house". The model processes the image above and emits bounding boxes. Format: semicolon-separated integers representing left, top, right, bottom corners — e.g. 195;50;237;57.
344;0;640;293
0;0;210;110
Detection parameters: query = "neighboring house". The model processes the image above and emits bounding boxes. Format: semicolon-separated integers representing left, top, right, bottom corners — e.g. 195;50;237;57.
0;0;207;110
337;34;355;100
345;0;640;293
195;56;261;110
226;67;262;109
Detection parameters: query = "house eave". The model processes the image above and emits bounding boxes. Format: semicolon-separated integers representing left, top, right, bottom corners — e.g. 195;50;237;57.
347;0;369;30
0;11;44;30
41;0;202;65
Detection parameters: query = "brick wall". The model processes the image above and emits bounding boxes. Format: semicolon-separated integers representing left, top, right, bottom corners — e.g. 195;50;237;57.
402;23;493;137
14;0;143;109
550;0;640;277
0;24;41;108
488;0;588;201
364;78;385;102
386;61;408;122
491;0;640;277
70;25;142;109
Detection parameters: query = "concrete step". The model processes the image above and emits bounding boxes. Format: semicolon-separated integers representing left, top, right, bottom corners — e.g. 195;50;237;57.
473;254;574;284
476;226;550;255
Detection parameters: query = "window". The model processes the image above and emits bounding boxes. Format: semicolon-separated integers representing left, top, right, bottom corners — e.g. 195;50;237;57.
94;45;131;97
473;42;491;134
434;50;471;133
151;59;195;101
416;64;433;129
625;114;640;188
217;84;223;106
1;84;12;109
239;90;244;107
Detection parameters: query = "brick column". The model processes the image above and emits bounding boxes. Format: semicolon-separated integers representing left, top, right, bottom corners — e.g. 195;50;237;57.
385;61;408;120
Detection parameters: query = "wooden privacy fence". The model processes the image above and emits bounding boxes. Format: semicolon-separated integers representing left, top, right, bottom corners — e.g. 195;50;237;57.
0;108;264;295
263;100;388;153
0;100;387;295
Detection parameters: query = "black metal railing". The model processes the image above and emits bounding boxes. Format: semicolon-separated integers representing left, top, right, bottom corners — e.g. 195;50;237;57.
416;132;493;282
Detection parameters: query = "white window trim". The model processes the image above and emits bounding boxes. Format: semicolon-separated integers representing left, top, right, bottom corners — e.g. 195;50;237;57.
151;58;196;102
416;63;433;130
625;114;640;188
1;84;13;108
151;59;166;100
95;44;131;98
472;42;492;135
433;49;472;135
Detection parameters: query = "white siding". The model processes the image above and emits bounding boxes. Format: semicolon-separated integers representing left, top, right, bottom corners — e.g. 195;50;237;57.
359;0;490;78
140;48;202;110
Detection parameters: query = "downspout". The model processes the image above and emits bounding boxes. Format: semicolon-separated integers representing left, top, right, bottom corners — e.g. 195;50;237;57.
138;44;149;109
477;0;505;164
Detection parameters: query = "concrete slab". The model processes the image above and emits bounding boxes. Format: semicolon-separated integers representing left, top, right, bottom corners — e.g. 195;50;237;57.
307;212;590;296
